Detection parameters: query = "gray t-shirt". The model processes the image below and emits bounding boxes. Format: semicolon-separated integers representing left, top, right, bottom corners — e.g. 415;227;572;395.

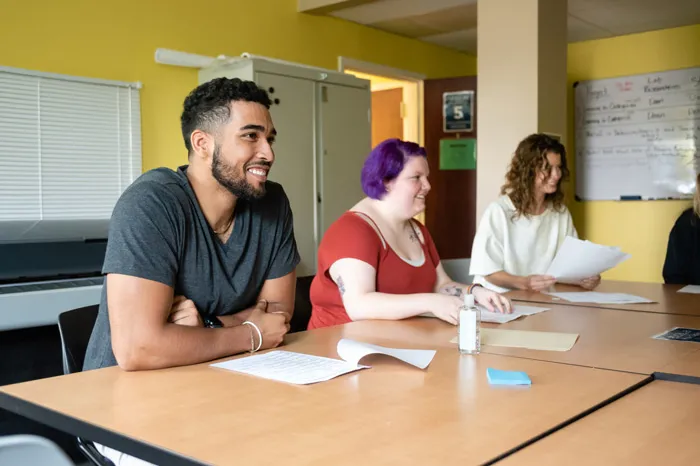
83;165;300;371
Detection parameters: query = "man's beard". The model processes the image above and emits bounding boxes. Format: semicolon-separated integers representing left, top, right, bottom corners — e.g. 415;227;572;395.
211;145;268;201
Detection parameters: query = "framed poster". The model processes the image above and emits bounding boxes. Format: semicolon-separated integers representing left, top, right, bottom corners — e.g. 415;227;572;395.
443;90;474;133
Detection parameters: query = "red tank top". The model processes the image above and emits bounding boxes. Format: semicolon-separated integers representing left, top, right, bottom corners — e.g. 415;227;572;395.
308;212;440;330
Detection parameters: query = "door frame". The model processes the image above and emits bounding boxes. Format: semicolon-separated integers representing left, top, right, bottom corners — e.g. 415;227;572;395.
337;57;425;147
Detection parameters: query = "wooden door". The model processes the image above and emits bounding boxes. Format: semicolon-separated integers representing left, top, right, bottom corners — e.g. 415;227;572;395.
371;87;403;148
424;76;477;260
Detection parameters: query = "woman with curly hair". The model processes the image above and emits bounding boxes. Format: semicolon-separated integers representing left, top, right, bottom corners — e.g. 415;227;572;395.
469;133;600;292
662;159;700;285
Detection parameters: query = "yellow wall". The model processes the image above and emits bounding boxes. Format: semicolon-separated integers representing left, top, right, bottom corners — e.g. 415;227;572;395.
0;0;475;172
567;24;700;282
5;0;694;284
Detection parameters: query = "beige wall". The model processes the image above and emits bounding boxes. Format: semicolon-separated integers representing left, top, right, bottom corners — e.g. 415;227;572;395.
537;0;568;141
476;0;568;222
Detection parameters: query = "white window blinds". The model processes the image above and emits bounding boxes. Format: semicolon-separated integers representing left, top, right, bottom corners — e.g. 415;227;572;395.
0;66;141;241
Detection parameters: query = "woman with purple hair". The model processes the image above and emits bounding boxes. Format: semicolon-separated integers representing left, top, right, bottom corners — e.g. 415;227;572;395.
307;138;512;330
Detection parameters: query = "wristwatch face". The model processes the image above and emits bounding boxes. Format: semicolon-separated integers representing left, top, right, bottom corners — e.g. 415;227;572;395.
204;316;223;328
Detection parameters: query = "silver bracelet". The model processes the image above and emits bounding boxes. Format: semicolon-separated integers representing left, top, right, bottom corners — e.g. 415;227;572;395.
242;321;263;352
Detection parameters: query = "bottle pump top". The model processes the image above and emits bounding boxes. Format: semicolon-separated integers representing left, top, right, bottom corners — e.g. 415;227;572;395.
464;294;475;308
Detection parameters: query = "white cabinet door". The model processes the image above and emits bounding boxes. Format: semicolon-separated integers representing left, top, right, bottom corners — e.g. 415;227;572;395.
317;83;371;238
255;72;317;276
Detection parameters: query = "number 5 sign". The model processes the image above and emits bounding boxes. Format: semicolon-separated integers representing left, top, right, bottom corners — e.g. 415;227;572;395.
443;90;474;133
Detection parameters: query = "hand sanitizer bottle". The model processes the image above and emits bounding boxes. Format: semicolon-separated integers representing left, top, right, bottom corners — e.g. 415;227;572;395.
459;294;480;355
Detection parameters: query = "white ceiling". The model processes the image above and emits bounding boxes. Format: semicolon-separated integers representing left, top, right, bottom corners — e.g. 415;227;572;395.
324;0;700;55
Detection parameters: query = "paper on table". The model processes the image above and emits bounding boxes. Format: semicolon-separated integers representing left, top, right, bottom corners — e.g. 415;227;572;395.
211;351;366;385
211;339;437;385
545;236;631;281
678;285;700;294
482;305;550;324
336;338;436;369
421;304;550;324
450;328;579;351
547;291;654;304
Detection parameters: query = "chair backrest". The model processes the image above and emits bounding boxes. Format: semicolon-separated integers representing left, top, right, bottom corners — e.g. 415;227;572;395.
290;275;314;333
56;306;119;466
441;258;473;285
0;435;75;466
57;305;99;375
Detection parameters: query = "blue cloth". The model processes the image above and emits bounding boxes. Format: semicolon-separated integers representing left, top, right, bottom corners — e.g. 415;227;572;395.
487;368;532;386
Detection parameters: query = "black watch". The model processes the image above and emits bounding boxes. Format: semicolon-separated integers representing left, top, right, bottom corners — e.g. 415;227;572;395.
202;315;223;328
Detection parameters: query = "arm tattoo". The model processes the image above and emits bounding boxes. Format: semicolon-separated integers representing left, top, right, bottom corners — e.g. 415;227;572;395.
440;284;464;298
337;276;346;296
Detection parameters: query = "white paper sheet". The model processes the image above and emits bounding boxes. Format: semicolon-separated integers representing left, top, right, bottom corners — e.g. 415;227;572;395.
336;338;436;369
211;339;437;385
545;236;631;281
546;291;654;304
421;304;550;324
678;285;700;294
481;305;550;324
211;351;366;385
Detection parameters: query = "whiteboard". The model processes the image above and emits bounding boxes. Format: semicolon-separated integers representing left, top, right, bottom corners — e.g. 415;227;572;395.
574;67;700;201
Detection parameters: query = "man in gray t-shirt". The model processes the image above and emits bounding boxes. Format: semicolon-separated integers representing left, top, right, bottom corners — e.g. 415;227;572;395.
84;77;300;372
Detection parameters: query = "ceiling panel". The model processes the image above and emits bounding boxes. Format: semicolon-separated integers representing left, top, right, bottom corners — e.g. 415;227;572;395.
567;0;653;15
610;16;700;35
330;0;475;24
569;0;700;35
421;28;478;54
567;15;614;42
324;0;700;54
369;18;445;38
407;3;477;33
371;3;477;38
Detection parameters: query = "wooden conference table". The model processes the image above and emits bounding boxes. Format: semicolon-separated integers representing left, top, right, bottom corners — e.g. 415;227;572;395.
0;325;646;466
499;380;700;465
0;280;699;465
340;304;700;377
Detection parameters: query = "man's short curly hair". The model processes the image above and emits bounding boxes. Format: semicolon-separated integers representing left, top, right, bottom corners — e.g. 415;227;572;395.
501;133;569;219
180;77;272;153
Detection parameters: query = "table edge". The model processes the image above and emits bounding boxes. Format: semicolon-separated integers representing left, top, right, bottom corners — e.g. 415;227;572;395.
652;372;700;385
0;390;205;466
483;375;654;465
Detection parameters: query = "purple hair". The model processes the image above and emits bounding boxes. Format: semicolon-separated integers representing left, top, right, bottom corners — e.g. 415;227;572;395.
361;138;427;199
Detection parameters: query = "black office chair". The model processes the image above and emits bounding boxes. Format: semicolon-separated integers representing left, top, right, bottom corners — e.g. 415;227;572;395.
57;305;98;375
290;275;314;333
57;306;115;466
